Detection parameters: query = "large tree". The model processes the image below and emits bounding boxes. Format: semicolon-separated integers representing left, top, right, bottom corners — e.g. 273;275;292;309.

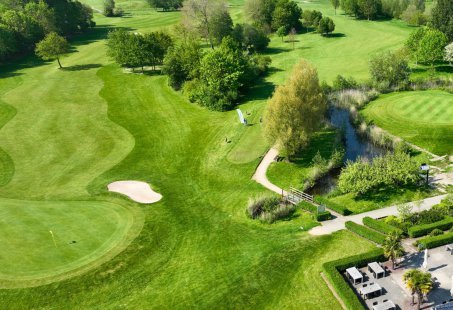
383;231;404;269
181;0;227;49
35;32;70;68
271;0;302;32
330;0;340;14
317;17;335;36
264;59;326;157
403;269;433;310
405;27;427;65
244;0;277;30
431;0;453;41
357;0;380;20
209;10;233;45
416;28;448;66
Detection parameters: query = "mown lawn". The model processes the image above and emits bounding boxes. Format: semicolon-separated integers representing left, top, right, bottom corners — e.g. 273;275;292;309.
0;0;420;307
361;91;453;155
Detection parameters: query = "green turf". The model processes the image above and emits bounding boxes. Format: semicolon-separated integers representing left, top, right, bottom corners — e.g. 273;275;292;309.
361;90;453;155
0;0;422;307
267;127;338;190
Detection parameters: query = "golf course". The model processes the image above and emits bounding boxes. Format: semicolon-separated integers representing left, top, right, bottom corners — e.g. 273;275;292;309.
0;0;451;308
362;90;453;155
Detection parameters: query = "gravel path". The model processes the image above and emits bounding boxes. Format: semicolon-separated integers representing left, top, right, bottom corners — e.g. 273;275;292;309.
252;148;287;196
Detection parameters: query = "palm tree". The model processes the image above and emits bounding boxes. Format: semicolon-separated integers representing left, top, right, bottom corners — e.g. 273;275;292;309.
383;230;404;269
403;269;433;310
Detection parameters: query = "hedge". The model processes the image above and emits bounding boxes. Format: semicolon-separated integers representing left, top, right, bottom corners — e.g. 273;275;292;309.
298;201;332;222
345;221;386;245
314;196;352;216
416;232;453;249
322;249;385;310
362;217;403;235
317;211;332;221
408;217;453;238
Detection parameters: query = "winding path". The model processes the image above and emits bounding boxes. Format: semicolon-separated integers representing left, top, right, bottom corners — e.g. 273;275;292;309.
252;149;450;236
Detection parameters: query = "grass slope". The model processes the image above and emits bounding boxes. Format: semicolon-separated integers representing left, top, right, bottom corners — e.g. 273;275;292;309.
362;91;453;155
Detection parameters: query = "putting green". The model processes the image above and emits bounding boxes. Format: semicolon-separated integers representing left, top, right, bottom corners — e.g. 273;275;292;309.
0;198;142;288
362;90;453;155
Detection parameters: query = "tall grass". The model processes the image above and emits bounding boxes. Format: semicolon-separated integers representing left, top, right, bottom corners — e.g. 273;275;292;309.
246;196;296;224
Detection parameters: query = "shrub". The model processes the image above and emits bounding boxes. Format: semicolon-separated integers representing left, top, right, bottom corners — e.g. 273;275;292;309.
345;221;386;245
317;211;332;221
416;232;453;249
362;217;403;235
314;196;352;216
322;249;385;310
408;217;453;238
332;75;358;90
429;229;443;237
247;196;295;223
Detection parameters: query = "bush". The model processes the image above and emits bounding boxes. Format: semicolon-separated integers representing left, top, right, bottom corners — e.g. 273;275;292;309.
416;232;453;249
429;229;444;237
247;196;295;223
317;211;332;221
314;196;352;215
362;217;403;235
323;249;385;310
332;75;358;90
345;221;386;245
408;217;453;238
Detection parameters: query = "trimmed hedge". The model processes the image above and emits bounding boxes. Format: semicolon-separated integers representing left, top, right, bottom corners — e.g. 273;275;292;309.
314;196;352;216
298;201;332;222
345;221;386;245
416;232;453;249
322;249;385;310
317;211;332;221
362;217;403;235
408;217;453;238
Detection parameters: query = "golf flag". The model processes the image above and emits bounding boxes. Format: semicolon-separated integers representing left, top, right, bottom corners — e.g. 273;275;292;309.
236;109;245;124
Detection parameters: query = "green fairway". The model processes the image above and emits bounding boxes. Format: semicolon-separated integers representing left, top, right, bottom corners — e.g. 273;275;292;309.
362;91;453;155
0;0;421;307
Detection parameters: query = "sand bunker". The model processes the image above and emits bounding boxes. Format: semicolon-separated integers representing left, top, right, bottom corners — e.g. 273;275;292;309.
108;181;162;204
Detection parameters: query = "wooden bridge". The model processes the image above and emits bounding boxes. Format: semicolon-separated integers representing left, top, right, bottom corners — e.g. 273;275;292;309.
285;187;314;205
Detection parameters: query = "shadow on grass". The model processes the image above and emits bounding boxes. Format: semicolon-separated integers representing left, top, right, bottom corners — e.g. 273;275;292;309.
62;64;102;71
354;184;431;203
265;47;292;55
327;33;346;38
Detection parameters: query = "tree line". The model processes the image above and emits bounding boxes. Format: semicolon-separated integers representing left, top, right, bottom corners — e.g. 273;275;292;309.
0;0;95;63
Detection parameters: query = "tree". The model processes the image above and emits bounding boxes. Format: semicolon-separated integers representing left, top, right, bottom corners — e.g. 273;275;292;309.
369;50;410;87
288;27;297;49
416;28;448;66
431;0;453;41
445;42;453;66
242;24;270;52
403;269;433;310
302;10;323;31
182;0;227;49
244;0;277;30
383;231;404;269
340;0;359;15
163;41;203;89
357;0;380;20
330;0;340;14
317;17;335;36
0;24;16;61
209;9;233;45
264;59;326;157
35;32;70;68
104;0;115;16
276;26;286;41
147;0;183;11
271;0;302;32
405;27;427;65
401;4;427;26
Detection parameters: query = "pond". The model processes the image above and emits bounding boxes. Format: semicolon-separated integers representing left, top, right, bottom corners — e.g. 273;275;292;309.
306;106;386;196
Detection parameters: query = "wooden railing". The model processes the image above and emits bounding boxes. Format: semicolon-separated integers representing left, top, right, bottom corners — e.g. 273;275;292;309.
286;187;314;205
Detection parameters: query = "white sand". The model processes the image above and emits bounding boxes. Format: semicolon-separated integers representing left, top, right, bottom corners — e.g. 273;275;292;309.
108;181;162;204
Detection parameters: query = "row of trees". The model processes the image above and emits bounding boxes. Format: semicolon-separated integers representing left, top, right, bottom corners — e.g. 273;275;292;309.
245;0;302;33
146;0;183;11
300;10;336;36
0;0;94;62
338;151;419;195
107;30;173;72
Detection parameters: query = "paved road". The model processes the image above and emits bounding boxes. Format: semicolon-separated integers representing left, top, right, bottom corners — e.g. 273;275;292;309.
309;194;448;235
252;148;287;196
